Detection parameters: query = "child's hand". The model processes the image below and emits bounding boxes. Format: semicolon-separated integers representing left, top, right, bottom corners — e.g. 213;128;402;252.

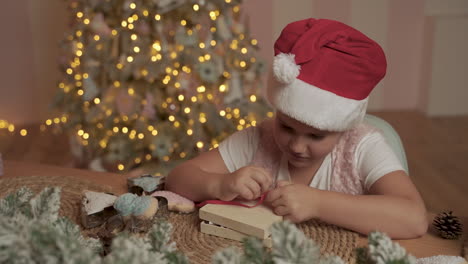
265;180;320;223
216;166;272;201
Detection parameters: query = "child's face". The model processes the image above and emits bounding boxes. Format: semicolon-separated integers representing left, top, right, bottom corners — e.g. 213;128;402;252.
273;112;342;168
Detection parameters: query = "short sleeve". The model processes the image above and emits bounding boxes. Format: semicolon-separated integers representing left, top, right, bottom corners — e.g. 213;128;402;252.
218;126;260;172
355;132;406;191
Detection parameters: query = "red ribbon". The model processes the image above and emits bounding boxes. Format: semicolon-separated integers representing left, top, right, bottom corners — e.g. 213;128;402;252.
196;192;267;208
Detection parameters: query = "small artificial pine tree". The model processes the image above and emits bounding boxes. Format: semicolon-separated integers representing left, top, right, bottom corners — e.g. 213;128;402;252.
433;211;463;240
0;187;417;264
53;0;271;174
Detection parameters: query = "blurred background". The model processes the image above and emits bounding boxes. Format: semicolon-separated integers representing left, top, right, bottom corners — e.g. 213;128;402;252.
0;0;467;217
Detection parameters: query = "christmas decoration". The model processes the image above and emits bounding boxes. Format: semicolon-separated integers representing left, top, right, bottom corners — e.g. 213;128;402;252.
81;191;119;228
433;211;463;239
54;0;271;174
127;174;166;195
0;186;418;264
150;190;195;213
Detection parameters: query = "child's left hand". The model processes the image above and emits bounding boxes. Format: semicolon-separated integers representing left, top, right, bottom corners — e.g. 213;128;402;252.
265;180;320;223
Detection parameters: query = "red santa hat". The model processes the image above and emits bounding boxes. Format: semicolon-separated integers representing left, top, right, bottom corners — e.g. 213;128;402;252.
267;18;387;131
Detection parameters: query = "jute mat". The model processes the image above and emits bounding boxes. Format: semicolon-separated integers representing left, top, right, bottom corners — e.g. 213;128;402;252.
0;175;358;263
166;211;357;264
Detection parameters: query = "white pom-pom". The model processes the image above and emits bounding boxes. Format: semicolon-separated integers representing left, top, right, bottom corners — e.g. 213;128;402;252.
273;53;300;84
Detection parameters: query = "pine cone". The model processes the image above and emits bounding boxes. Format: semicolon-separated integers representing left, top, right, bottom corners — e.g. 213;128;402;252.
433;211;463;239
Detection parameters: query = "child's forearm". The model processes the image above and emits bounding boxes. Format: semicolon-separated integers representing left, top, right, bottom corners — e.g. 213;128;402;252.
166;163;225;202
315;190;428;239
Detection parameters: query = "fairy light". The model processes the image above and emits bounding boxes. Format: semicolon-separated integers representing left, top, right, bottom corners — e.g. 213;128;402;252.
210;27;216;33
155;14;161;21
76;12;83;18
233;5;240;13
181;20;187;26
132;14;139;21
240;61;246;68
178;95;185;101
152;130;158;136
118;164;125;171
143;10;149;16
20;129;27;136
66;68;73;75
193;4;200;11
241;48;248;54
112;30;118;36
128;24;134;29
191;96;197;102
127;17;134;23
131;34;138;40
197;86;206;93
209;11;217;20
61;116;67;123
184;107;191;114
83;18;90;24
250;95;257;102
220;110;226;116
94;35;100;41
77;89;84;96
251;39;258;45
267;112;274;118
133;46;140;53
210;40;217;46
152;41;162;51
204;54;211;60
187;129;193;135
128;88;135;95
121;21;128;27
129;2;136;9
76;30;82;37
180;152;186;158
138;133;144;139
196;141;204;148
127;56;134;62
122;127;129;133
219;84;227;92
53;118;60;124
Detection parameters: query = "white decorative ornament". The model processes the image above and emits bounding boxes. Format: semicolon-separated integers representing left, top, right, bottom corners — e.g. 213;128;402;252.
273;53;301;84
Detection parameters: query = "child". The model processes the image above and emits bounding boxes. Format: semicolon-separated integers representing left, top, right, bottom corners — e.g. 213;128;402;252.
166;18;428;239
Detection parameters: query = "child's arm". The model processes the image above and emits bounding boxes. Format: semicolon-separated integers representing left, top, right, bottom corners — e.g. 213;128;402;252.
266;170;428;239
166;148;272;202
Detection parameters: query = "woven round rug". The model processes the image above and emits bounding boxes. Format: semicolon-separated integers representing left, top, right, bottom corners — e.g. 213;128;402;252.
0;176;358;263
167;210;358;264
0;175;113;227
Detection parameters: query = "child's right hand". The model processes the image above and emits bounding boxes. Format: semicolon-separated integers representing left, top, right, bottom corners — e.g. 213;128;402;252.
216;166;272;201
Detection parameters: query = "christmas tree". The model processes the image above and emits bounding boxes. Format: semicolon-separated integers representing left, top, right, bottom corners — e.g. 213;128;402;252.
54;0;271;173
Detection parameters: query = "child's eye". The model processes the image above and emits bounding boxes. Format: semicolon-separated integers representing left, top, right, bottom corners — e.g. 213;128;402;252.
280;124;293;132
308;134;325;140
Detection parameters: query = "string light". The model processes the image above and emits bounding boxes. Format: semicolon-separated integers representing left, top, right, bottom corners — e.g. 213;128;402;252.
193;4;200;11
155;14;161;20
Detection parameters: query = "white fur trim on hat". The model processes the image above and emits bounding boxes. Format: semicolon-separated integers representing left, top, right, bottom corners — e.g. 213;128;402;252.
267;78;368;132
273;53;301;84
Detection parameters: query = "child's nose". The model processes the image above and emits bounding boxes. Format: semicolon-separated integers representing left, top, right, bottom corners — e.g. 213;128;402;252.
288;136;306;153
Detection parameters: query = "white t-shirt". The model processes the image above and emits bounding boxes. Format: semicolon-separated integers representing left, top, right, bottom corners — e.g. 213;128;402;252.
218;126;405;192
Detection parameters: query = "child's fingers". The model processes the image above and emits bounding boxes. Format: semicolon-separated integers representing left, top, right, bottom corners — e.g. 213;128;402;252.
265;188;281;203
244;180;261;199
276;180;292;188
238;188;255;201
273;205;289;216
250;173;271;193
270;197;284;208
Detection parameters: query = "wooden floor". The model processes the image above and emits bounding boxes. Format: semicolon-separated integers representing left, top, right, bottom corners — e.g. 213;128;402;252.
1;111;467;217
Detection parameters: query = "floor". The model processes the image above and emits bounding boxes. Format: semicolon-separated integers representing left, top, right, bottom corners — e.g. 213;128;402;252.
1;111;467;217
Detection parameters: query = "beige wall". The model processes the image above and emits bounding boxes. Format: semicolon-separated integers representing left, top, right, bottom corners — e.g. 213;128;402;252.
0;0;67;125
1;0;467;126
